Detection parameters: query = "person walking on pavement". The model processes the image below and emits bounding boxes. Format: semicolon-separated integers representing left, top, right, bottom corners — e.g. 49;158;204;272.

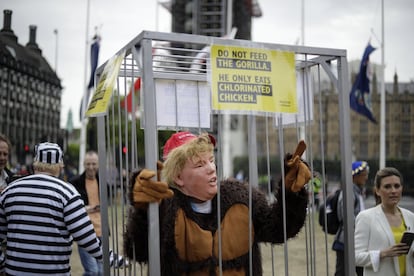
70;150;103;276
333;160;369;276
0;142;102;275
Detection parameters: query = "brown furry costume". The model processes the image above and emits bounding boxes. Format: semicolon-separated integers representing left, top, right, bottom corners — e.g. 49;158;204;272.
124;176;308;276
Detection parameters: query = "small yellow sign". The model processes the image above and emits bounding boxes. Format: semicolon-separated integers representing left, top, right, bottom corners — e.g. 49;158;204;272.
86;51;125;117
210;45;297;114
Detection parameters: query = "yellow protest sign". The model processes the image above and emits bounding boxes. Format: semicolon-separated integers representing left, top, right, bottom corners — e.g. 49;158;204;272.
86;51;125;117
210;45;297;114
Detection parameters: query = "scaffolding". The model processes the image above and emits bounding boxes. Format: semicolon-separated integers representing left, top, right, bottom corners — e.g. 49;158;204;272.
88;30;355;276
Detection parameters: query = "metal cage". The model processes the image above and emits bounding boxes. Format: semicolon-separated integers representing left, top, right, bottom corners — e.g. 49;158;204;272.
89;30;355;276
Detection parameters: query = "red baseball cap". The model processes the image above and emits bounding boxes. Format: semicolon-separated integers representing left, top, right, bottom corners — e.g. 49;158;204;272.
162;131;216;160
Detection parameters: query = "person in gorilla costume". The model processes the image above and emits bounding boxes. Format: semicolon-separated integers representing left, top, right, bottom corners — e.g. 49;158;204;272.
124;132;311;276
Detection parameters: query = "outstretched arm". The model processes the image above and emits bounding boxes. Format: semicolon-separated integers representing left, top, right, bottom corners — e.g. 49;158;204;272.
65;196;103;260
253;182;308;243
254;140;310;243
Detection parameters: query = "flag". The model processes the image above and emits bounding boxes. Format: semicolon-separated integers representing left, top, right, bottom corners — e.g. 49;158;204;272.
88;35;101;89
120;78;141;113
120;28;238;114
120;46;162;114
120;46;165;113
80;35;101;121
349;43;377;123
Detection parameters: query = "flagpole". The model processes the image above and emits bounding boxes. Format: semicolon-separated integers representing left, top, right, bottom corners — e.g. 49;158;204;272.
155;1;159;31
379;0;385;169
53;29;58;74
220;0;233;178
79;0;91;173
301;0;305;45
299;0;306;154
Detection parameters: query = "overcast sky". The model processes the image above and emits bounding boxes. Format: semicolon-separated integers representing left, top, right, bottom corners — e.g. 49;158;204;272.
2;0;413;128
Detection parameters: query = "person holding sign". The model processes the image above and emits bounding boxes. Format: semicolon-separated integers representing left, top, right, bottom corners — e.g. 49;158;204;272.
355;167;414;276
124;131;311;275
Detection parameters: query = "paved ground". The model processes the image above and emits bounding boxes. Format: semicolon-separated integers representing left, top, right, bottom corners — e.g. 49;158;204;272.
70;193;414;275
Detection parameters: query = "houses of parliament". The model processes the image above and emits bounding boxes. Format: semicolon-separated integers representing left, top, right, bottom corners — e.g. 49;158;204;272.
253;70;414;162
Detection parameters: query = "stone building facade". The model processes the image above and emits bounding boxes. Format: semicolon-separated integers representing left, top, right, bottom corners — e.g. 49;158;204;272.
0;10;62;165
253;72;414;162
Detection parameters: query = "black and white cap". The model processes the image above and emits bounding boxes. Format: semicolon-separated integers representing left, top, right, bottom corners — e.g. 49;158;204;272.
34;142;63;164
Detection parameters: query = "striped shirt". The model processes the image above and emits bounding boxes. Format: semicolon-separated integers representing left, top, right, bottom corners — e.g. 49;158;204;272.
0;174;103;275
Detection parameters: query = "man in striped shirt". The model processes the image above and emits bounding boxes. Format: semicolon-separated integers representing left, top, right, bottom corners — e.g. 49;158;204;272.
0;142;103;275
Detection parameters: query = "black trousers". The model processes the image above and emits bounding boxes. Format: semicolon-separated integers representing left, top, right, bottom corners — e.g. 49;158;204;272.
335;250;364;276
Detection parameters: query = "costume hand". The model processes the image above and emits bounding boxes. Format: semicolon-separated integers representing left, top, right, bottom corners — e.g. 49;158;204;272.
284;140;311;192
132;168;173;206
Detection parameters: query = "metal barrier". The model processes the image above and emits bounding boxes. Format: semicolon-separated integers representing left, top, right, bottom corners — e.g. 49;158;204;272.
88;31;354;276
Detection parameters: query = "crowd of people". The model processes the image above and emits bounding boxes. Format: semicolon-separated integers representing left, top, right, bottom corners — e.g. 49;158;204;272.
1;131;413;275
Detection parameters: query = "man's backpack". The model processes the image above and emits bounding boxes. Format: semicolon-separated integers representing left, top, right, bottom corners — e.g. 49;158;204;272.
318;189;341;234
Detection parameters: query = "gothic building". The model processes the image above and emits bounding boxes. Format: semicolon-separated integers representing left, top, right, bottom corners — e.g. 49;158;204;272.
0;10;63;165
253;71;414;162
